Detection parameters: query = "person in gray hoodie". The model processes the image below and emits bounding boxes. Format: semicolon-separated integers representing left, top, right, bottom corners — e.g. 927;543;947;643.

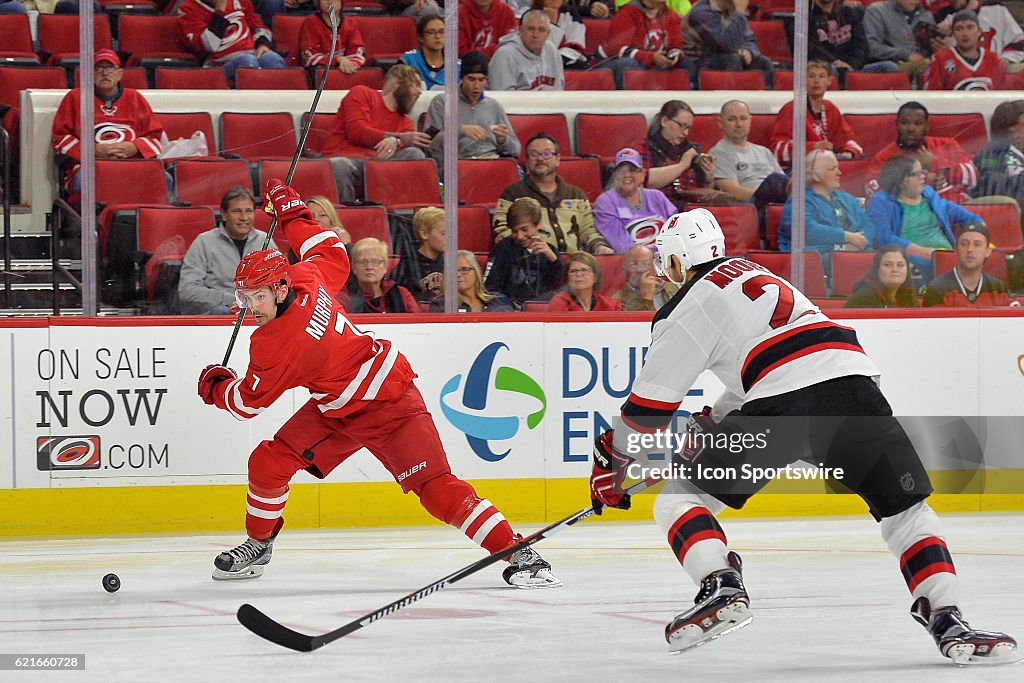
488;9;565;90
864;0;944;79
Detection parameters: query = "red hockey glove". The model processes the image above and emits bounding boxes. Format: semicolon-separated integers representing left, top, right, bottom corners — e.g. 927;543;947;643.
198;364;237;405
591;430;633;514
680;406;716;462
263;178;311;222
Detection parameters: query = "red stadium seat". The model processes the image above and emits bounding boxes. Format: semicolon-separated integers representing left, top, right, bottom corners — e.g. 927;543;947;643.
745;250;827;297
317;67;385;91
272;15;306;67
337;205;391;252
845;71;911;91
158;112;216;151
136;205;216;300
582;18;611;58
301;112;334;157
118;14;197;69
354;16;417;65
838;158;871;197
457;159;520;210
38;14;113;67
595;254;625;296
929;113;987;158
0;15;40;65
557;157;604;203
622;69;691;91
688;113;774;152
933;249;1009;283
220;112;297;160
575;113;648;166
764;204;784;251
845;113;896;159
753;0;794;19
508;113;572;163
94;159;171;253
363;159;440;209
456;205;494;253
564;69;615;91
0;66;68;109
699;70;765;90
831;250;876;297
259;159;338;204
689;205;760;254
968;202;1023;252
748;21;792;66
175;159;253;208
236;67;310;90
155;67;228;90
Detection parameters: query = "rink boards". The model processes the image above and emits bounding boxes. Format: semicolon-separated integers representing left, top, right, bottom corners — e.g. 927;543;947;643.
1;312;1023;535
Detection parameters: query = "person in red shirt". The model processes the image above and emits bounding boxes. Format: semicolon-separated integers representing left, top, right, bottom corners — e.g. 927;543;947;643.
177;0;285;84
770;59;864;168
597;0;692;90
548;252;623;311
198;178;562;588
458;0;517;58
923;223;1014;306
322;64;433;202
298;0;365;72
866;101;978;203
925;10;1007;90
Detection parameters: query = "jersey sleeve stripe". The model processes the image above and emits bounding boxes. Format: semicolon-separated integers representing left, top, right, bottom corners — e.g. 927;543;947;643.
621;393;680;432
298;230;339;259
626;393;681;412
225;378;265;420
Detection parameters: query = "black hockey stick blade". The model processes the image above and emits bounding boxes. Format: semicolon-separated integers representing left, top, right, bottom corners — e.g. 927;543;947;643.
237;478;653;652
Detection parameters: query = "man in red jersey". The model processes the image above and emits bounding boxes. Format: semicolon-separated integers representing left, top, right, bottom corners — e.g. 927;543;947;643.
198;179;561;589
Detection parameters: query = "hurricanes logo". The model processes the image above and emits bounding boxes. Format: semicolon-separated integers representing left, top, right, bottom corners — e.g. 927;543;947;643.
440;342;546;462
37;436;101;470
94;123;134;144
626;217;664;246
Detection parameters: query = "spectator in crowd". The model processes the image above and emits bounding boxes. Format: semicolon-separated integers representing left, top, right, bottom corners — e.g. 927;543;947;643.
780;149;875;253
532;0;588;69
392;206;446;302
576;0;612;16
685;0;774;88
867;101;978;203
925;10;1007;90
459;0;518;59
258;0;317;30
393;0;443;20
593;148;677;253
935;0;1024;73
402;14;449;90
489;9;566;90
973;99;1024;201
808;0;900;84
51;50;167;196
177;0;285;84
0;0;28;14
321;64;432;202
339;237;420;313
867;155;982;279
547;251;623;311
306;196;351;244
864;0;943;81
598;0;692;90
179;186;275;314
770;59;864;169
612;243;680;311
424;51;520;170
845;244;919;307
484;197;564;307
494;133;614;253
430;250;515;311
299;0;366;75
710;99;790;207
923;223;1013;306
636;100;717;210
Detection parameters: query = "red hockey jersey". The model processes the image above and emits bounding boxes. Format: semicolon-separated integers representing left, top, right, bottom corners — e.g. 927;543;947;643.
51;87;164;172
212;211;415;421
924;47;1007;91
770;99;863;166
458;0;517;59
177;0;273;62
598;4;684;67
321;85;415;158
299;13;365;68
866;136;978;203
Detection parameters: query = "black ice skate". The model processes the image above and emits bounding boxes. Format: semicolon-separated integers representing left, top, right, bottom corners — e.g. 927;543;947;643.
502;538;562;589
666;551;752;654
212;520;283;581
911;597;1019;666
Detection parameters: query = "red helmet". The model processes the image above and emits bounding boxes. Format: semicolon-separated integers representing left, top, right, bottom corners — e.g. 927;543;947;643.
234;249;291;291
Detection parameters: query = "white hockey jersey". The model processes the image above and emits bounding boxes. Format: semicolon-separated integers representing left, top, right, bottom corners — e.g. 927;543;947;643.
614;256;879;449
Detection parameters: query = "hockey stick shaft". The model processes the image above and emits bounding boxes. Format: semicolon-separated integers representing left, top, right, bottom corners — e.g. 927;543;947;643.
237;478;654;652
220;8;339;366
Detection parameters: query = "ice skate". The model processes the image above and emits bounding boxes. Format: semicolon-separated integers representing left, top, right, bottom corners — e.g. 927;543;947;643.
212;520;282;581
666;551;752;654
911;597;1019;666
502;538;562;589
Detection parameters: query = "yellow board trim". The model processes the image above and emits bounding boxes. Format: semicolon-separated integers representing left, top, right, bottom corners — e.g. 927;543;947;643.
2;471;1023;537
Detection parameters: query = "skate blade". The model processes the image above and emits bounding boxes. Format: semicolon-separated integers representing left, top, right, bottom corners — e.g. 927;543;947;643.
211;564;265;581
507;568;563;589
668;603;753;654
947;641;1021;666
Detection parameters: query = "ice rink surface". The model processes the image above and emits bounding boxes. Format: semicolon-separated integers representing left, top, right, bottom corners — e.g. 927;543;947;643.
2;513;1022;683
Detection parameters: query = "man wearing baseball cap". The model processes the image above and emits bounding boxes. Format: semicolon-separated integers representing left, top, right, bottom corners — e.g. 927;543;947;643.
51;48;167;195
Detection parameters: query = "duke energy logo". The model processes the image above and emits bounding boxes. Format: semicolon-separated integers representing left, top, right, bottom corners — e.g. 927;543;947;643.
440;342;546;462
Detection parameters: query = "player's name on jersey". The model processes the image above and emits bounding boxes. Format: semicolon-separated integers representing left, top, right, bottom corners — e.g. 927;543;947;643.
625;461;847;484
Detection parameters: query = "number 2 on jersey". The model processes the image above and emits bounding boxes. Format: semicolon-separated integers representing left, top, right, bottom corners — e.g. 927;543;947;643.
741;274;796;329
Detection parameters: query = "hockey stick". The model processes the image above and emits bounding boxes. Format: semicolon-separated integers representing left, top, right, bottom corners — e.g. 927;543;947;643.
220;8;339;366
237;478;654;652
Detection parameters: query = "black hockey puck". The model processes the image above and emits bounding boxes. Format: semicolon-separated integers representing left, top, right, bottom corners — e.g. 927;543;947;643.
102;573;121;593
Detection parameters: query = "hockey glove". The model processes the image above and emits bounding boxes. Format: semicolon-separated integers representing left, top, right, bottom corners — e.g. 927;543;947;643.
263;178;311;223
680;406;716;462
591;430;633;514
198;364;237;406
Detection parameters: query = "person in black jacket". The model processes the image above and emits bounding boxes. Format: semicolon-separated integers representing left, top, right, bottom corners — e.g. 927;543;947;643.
484;197;563;308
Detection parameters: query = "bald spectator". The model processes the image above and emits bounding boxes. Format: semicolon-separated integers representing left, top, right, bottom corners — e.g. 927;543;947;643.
612;244;680;311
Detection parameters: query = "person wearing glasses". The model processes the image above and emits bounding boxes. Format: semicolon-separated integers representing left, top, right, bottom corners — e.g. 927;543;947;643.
612;243;679;311
51;49;168;196
635;100;717;210
494;133;613;254
547;252;623;311
299;0;366;75
402;14;449;90
867;155;982;281
339;237;419;313
429;250;514;312
593;147;677;253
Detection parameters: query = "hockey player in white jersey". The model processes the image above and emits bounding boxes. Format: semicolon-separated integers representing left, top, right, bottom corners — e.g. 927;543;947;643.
588;208;1018;665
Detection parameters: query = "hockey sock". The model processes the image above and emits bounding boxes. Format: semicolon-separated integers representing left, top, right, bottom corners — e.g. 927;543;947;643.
415;474;515;555
881;500;959;608
245;483;289;540
654;481;730;583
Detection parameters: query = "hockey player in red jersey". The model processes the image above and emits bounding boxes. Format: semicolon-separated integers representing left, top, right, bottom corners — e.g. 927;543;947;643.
198;179;560;589
589;208;1018;665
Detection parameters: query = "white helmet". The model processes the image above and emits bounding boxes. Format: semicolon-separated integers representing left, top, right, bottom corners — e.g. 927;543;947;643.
655;208;726;282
